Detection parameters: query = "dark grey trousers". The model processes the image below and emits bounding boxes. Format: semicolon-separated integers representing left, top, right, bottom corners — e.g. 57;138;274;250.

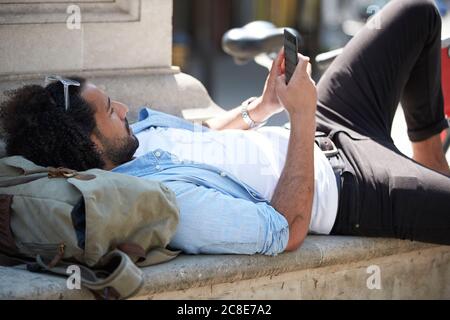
315;0;450;244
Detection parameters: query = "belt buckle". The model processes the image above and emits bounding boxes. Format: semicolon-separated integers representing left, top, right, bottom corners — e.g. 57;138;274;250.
316;135;339;158
323;139;339;158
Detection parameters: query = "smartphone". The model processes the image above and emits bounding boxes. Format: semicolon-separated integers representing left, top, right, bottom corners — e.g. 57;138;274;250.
284;29;299;85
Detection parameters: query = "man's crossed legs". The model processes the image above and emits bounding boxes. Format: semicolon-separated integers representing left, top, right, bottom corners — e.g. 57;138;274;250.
316;0;450;245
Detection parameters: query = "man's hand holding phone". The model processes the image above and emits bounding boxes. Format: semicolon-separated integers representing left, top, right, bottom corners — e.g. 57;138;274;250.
255;30;316;124
275;32;317;123
276;52;317;119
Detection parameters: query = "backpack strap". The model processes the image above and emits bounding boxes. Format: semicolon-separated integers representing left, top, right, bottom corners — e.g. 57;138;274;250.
136;247;180;267
0;173;48;188
0;195;18;255
0;251;32;267
34;249;143;300
116;242;181;267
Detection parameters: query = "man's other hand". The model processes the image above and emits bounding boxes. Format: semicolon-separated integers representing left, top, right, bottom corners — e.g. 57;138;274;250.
258;49;287;117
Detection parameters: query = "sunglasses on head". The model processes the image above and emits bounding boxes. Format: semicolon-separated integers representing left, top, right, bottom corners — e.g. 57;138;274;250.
45;75;81;111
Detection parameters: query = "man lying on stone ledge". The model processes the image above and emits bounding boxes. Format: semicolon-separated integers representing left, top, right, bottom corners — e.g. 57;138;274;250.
1;0;449;256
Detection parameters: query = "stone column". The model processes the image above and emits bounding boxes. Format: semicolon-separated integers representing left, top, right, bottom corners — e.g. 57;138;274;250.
0;0;222;121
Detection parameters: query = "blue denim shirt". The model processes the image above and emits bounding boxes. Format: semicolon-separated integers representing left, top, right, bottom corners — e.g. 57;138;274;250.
113;108;289;256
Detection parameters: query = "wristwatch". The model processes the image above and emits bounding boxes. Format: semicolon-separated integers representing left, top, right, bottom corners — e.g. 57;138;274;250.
240;97;267;130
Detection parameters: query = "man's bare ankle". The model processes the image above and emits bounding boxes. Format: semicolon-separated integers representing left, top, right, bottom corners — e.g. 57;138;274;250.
413;156;450;176
412;134;450;176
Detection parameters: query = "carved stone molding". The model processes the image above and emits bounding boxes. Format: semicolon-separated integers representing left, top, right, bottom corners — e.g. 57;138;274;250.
0;0;140;25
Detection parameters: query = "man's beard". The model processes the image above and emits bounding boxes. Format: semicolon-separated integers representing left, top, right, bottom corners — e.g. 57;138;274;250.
97;132;139;167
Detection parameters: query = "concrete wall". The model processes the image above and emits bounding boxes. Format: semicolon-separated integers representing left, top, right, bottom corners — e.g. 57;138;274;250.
0;0;171;74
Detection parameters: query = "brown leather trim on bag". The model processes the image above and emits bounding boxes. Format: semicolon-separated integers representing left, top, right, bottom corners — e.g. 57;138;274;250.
73;174;96;181
0;195;18;255
47;243;65;269
47;167;96;181
48;167;78;179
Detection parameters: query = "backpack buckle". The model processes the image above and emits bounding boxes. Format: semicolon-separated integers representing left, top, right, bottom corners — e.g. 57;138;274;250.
48;167;78;179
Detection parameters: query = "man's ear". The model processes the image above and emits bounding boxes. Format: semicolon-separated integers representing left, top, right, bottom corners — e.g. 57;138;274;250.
90;133;115;170
90;133;103;154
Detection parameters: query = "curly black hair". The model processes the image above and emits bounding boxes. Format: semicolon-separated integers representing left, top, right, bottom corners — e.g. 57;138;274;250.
0;77;105;171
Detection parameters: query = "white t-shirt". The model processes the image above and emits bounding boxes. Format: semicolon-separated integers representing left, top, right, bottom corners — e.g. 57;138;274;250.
135;126;339;235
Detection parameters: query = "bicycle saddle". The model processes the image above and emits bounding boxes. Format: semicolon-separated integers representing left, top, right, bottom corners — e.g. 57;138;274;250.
222;21;301;64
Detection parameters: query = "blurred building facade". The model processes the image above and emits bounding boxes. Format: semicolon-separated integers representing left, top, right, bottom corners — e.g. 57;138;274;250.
172;0;449;111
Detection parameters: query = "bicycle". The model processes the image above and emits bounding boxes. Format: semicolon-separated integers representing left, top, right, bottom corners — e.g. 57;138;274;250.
222;21;450;155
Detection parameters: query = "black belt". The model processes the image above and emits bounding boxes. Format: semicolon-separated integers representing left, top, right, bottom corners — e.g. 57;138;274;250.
315;132;345;196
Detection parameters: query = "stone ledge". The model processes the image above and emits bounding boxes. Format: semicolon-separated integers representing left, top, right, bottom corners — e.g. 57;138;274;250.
1;236;447;300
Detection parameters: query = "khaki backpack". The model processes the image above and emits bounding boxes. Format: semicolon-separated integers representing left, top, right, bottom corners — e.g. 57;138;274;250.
0;156;180;299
